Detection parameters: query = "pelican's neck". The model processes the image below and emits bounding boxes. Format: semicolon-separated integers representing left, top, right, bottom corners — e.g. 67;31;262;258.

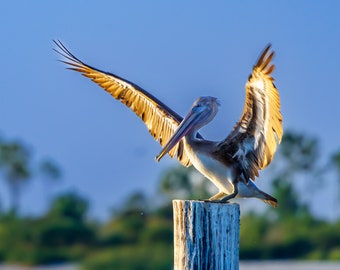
186;129;202;143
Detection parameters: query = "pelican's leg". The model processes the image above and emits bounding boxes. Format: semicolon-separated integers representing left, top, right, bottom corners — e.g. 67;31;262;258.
208;191;226;201
218;184;239;203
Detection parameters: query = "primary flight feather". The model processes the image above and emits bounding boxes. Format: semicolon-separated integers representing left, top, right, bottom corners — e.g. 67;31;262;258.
55;41;283;207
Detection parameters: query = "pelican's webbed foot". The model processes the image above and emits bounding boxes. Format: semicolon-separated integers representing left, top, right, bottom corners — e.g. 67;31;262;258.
207;185;239;203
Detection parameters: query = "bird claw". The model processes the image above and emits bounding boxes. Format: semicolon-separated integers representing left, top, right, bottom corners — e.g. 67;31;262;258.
202;199;230;204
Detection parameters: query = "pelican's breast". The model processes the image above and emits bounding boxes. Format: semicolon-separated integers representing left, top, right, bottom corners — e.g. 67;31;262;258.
184;142;234;194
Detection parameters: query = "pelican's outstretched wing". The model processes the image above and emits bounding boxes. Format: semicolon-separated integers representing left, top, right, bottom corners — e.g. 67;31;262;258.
54;40;191;167
218;44;283;180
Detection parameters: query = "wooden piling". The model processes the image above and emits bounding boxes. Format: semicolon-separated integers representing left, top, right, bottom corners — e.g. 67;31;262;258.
173;200;240;270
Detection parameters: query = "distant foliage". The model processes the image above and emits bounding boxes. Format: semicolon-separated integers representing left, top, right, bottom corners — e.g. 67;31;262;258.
1;130;340;267
0;136;62;214
0;139;31;213
0;192;95;265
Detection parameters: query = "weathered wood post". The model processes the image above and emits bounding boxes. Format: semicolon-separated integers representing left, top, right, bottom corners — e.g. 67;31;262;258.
173;200;240;270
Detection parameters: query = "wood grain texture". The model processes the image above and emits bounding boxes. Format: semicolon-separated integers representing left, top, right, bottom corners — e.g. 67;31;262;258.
173;200;240;270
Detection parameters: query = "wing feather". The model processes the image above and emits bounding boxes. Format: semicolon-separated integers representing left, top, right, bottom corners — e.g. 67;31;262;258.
54;40;191;167
219;44;283;180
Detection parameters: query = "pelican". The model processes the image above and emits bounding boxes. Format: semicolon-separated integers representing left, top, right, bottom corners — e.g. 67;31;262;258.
54;41;282;207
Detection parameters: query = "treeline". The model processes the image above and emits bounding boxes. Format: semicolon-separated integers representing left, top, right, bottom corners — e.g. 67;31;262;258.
0;131;339;269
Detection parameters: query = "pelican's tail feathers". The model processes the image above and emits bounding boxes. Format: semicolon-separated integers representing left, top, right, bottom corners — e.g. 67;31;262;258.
261;192;278;208
237;180;278;208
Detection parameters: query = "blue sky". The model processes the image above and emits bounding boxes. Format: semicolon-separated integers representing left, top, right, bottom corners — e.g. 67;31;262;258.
1;1;340;220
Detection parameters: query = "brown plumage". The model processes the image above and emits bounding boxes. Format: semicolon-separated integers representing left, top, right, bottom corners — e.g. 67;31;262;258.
54;40;191;167
54;41;282;207
218;44;283;182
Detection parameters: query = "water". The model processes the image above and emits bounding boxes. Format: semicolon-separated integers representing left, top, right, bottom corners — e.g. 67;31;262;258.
240;261;340;270
1;261;340;269
0;264;77;270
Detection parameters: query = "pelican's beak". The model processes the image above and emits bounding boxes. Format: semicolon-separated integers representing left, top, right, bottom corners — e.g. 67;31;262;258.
155;106;204;162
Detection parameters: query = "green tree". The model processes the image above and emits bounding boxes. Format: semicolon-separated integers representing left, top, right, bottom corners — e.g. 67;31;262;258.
39;158;61;183
268;131;320;219
39;158;61;203
278;131;319;172
83;192;173;270
330;150;340;198
48;191;89;221
0;140;31;214
0;192;95;265
331;151;340;174
327;149;340;219
159;166;214;200
34;192;95;253
119;191;149;214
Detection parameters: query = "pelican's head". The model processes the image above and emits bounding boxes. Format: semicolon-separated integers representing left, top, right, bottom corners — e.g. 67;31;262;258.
190;96;220;128
156;96;220;162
